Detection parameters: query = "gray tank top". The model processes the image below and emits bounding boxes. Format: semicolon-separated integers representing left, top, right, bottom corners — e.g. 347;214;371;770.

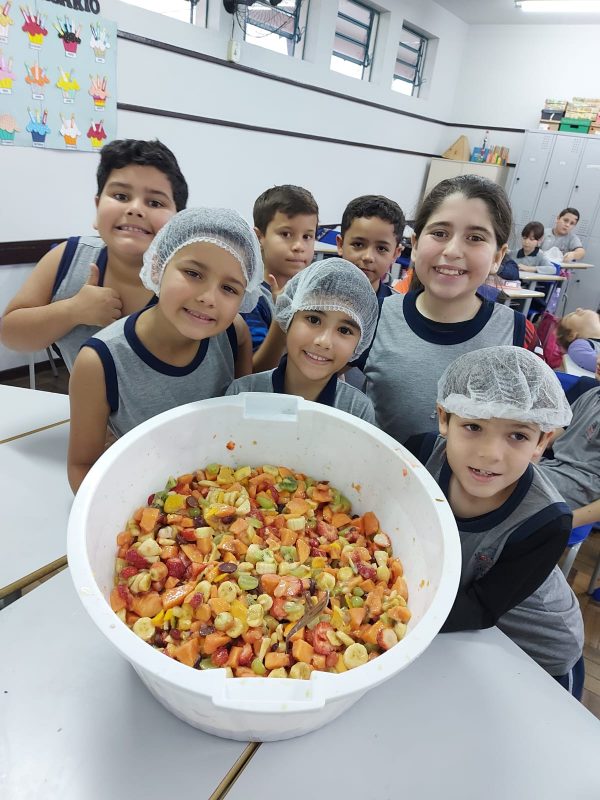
51;236;108;371
425;436;583;675
84;308;237;437
362;292;525;443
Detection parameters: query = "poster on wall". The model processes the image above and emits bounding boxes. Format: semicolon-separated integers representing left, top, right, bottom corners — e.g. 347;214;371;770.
0;0;116;151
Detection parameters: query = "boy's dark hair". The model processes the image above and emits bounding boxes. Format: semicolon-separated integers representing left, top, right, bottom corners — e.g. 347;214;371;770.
558;207;580;221
414;174;512;247
340;195;405;244
522;221;544;240
96;139;188;211
253;185;319;233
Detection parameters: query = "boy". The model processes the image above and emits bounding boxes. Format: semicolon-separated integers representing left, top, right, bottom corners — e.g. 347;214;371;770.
511;221;555;274
336;195;405;299
242;184;318;353
228;258;377;423
542;207;585;263
405;346;584;698
1;139;187;371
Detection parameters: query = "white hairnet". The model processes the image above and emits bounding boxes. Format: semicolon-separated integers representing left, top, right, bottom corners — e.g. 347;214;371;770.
437;346;572;432
140;207;263;313
274;258;379;357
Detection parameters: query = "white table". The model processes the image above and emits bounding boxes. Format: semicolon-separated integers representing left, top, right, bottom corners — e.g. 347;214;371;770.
314;241;339;257
228;628;600;800
0;570;249;800
0;385;69;443
0;423;71;597
499;286;545;314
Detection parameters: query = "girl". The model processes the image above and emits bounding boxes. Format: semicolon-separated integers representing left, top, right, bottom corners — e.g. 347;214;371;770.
68;207;261;492
556;307;600;374
227;258;377;423
355;174;542;444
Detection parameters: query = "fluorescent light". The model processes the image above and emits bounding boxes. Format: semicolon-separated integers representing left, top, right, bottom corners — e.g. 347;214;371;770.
517;1;600;11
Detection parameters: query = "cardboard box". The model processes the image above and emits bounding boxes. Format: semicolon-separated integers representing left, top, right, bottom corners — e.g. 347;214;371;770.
539;120;560;131
590;124;600;136
544;98;568;111
559;118;591;134
541;109;565;121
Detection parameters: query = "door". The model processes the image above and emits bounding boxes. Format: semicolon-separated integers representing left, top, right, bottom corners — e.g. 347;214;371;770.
569;137;600;238
509;132;555;226
534;134;585;228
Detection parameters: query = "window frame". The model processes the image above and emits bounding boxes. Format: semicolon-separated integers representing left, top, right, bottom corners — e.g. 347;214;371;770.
243;0;308;59
331;0;379;81
393;23;428;97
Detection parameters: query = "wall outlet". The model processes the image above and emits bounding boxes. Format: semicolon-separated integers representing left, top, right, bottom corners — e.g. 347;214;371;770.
227;39;241;63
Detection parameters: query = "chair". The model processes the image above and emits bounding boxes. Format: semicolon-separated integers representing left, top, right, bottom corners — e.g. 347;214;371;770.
562;353;596;378
561;524;593;578
28;347;59;390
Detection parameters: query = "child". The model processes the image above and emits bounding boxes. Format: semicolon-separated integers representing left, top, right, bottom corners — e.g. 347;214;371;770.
68;208;261;493
540;386;600;513
354;174;543;445
405;346;584;698
227;258;377;423
1;139;187;371
511;221;555;274
556;307;600;373
541;207;585;263
242;184;319;353
336;195;405;299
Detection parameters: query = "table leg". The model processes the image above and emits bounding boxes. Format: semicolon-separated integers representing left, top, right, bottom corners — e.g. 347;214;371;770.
522;297;533;315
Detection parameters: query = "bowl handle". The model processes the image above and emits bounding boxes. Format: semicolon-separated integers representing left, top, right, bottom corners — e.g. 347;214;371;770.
241;392;300;422
212;678;326;712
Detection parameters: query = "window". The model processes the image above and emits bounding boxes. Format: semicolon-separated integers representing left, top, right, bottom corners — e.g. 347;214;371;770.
392;24;428;97
243;1;308;58
331;0;378;81
119;0;207;25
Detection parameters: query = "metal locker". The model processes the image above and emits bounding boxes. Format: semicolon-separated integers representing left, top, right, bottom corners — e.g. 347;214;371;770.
509;132;555;226
534;135;585;229
562;239;600;314
571;137;600;239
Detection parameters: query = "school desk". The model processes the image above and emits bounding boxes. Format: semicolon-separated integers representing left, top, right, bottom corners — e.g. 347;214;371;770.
313;241;339;257
0;422;71;599
226;627;600;800
0;569;250;800
0;384;69;443
557;263;595;316
499;287;545;315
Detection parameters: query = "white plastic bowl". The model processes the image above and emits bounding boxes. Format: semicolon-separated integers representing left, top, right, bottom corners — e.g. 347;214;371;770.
68;393;461;742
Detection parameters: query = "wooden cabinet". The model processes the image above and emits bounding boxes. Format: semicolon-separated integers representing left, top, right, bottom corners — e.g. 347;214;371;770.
424;158;509;197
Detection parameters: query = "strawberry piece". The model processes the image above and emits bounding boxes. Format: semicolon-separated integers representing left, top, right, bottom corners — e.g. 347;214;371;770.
119;566;138;580
177;529;197;543
117;584;134;610
271;598;288;620
189;593;204;609
211;646;230;666
125;548;149;569
317;520;337;542
166;558;186;579
356;561;377;581
239;643;254;667
312;622;335;655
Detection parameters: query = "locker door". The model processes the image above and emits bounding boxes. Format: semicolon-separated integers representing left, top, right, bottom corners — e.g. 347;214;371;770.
569;137;600;238
534;135;585;227
509;132;554;225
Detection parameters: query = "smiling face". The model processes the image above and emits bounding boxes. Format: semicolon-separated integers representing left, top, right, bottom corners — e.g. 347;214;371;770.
439;410;551;516
336;216;402;290
285;309;361;385
157;241;246;340
94;164;177;264
554;212;579;236
412;193;506;305
256;211;317;285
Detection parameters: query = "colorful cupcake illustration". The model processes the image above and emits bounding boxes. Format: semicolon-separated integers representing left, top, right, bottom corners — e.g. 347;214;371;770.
0;50;14;91
24;60;49;99
88;74;108;109
89;22;109;62
56;66;79;103
0;112;18;144
26;106;50;145
0;1;14;43
87;120;106;149
54;17;81;56
20;6;47;48
60;112;80;148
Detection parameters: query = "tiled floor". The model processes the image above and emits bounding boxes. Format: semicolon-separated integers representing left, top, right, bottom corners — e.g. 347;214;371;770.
3;360;600;719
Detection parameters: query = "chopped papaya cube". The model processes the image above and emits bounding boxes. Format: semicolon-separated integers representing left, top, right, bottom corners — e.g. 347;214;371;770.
139;507;160;533
173;637;201;667
362;511;379;536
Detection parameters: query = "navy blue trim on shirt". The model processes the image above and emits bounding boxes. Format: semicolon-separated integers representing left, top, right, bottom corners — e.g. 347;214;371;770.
52;237;108;298
516;247;540;259
506;503;571;544
439;459;535;533
512;310;526;346
84;338;119;413
271;354;338;407
403;290;496;345
350;293;386;371
124;308;209;376
226;322;238;362
404;432;438;464
376;281;393;300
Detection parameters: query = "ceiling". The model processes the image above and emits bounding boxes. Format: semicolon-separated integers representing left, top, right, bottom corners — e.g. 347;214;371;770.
434;0;600;25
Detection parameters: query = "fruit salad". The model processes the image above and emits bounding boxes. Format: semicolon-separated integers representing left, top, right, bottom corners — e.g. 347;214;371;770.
110;464;411;679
